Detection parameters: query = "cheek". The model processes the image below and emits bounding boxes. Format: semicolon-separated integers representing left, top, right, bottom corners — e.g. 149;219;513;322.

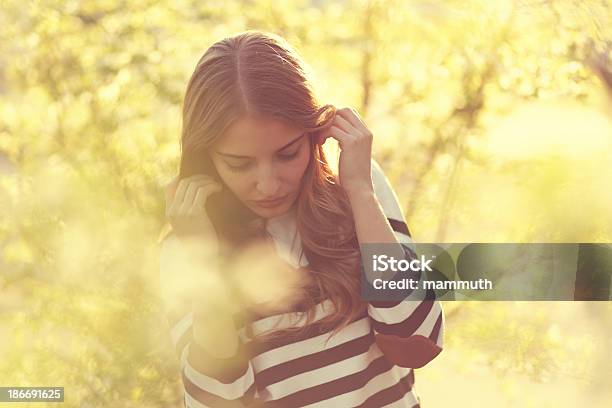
285;146;311;184
219;171;249;196
211;161;248;197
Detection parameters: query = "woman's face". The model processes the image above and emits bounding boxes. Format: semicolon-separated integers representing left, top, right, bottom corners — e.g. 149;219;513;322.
210;115;311;218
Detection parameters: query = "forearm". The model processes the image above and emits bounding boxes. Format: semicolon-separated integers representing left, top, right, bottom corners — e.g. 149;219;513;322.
346;187;407;260
192;285;240;359
166;234;241;358
348;187;444;368
160;233;255;405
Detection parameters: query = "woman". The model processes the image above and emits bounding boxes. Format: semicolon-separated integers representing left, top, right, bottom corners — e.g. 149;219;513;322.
159;30;444;408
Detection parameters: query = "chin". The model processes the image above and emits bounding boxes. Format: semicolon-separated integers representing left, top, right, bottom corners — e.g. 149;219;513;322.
253;204;287;218
249;197;295;218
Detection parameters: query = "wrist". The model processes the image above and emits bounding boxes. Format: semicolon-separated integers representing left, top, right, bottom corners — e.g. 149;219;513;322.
345;184;375;202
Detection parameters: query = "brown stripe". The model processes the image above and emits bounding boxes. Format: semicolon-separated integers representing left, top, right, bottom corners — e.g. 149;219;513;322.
375;333;443;368
388;218;412;238
400;242;417;259
368;268;422;307
353;369;414;408
371;290;436;337
369;299;403;308
182;370;256;407
257;331;375;387
264;355;393;407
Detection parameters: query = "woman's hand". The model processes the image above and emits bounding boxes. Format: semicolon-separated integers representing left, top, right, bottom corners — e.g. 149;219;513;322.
165;174;223;245
164;175;241;352
318;107;374;196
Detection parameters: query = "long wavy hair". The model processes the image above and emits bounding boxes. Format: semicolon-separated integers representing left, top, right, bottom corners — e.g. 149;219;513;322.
177;30;364;342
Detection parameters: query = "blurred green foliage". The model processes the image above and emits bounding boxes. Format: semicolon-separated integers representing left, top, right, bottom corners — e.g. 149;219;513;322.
0;0;611;406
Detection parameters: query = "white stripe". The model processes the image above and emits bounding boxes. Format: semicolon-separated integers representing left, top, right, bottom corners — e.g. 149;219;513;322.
181;344;255;400
370;300;442;336
413;301;443;338
171;312;193;346
368;301;421;325
252;317;372;371
301;365;415;408
184;391;212;408
266;343;383;399
371;159;406;223
394;231;414;245
431;306;444;348
383;390;420;408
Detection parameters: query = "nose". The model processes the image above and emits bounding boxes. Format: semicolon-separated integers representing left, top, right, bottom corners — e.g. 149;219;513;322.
255;164;281;197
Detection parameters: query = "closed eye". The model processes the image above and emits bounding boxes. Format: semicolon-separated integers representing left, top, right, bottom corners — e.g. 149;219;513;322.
226;162;253;173
225;148;300;173
278;151;299;161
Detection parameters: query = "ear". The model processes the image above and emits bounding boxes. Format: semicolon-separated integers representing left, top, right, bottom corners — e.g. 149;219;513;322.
311;131;327;146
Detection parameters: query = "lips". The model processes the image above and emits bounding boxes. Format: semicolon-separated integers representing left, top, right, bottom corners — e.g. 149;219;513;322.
252;194;288;207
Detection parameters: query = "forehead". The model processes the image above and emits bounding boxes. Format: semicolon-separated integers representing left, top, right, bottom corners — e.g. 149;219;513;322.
213;115;303;155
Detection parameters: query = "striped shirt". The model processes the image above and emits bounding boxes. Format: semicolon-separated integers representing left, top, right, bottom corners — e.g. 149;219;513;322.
159;160;444;407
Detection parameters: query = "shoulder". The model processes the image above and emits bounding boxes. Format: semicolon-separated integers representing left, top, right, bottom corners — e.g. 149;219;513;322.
370;158;405;223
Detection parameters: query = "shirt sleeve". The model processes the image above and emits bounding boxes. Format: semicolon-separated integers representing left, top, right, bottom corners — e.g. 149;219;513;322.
159;233;257;407
367;159;445;369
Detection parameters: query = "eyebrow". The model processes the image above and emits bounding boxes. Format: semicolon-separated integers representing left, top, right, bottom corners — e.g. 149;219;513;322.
215;132;306;159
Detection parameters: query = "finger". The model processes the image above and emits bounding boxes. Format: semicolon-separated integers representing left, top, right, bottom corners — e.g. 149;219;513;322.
327;125;354;149
338;107;369;134
168;178;190;215
168;175;216;215
348;107;367;127
183;174;217;185
333;114;356;135
180;179;220;214
179;181;201;214
189;183;222;214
